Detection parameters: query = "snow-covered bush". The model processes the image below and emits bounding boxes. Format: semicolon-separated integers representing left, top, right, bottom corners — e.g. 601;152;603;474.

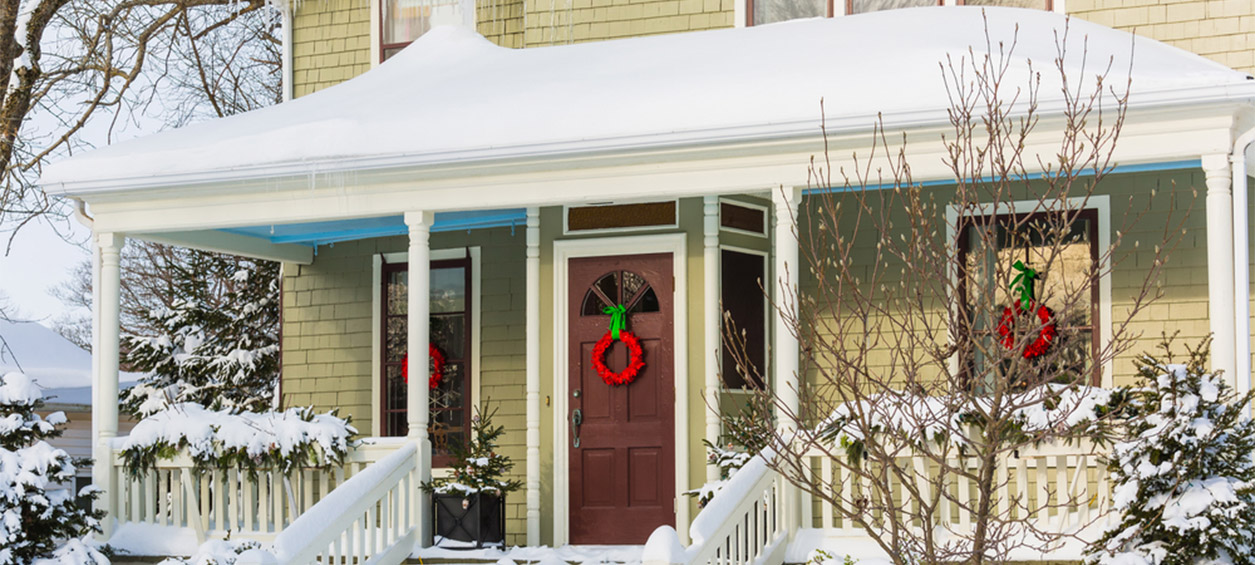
120;403;357;476
122;254;280;417
0;372;105;565
1086;342;1255;565
686;406;768;508
422;406;521;496
31;538;110;565
157;539;261;565
686;441;752;507
819;384;1116;458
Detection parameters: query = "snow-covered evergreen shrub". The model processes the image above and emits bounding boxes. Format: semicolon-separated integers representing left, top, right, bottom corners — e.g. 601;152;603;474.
686;405;770;507
1087;342;1255;565
157;539;261;565
0;372;105;565
122;254;279;417
422;406;521;496
120;403;356;477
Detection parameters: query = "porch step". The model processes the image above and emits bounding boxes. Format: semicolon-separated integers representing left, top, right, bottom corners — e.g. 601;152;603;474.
413;544;643;565
405;559;640;565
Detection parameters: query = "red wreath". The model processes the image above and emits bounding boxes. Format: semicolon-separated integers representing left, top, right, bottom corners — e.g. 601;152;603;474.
997;302;1057;359
591;330;646;386
402;343;446;390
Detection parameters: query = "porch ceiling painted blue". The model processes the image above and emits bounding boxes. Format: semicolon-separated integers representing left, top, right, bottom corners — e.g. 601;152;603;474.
804;159;1205;194
222;209;526;246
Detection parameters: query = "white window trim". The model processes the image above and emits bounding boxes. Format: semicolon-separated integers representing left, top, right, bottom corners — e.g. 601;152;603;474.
370;248;482;448
552;233;690;546
370;0;381;68
944;195;1113;386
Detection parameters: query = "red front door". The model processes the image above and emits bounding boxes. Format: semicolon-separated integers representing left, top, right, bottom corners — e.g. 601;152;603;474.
568;253;676;545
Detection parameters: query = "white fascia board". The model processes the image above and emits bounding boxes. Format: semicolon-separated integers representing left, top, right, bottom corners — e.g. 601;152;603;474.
44;83;1255;199
83;99;1245;235
138;230;315;264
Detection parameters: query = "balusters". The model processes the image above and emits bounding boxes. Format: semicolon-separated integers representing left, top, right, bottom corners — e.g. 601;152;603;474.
200;473;211;533
130;471;142;523
820;456;834;530
1016;456;1028;521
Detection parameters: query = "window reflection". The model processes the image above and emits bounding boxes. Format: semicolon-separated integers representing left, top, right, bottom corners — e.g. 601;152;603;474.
381;258;471;464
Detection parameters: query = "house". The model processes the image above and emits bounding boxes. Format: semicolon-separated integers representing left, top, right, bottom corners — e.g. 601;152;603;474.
0;319;139;492
35;0;1255;562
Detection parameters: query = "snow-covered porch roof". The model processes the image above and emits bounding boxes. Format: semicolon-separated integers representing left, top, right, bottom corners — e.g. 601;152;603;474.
37;6;1255;262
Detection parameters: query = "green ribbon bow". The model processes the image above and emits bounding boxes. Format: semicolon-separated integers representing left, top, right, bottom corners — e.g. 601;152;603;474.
1010;260;1037;312
603;304;627;340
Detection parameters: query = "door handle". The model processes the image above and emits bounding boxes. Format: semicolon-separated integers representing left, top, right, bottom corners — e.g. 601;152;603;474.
571;408;583;448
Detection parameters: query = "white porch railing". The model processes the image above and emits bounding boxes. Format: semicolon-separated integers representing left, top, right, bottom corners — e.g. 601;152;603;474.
244;442;420;565
644;451;790;565
800;441;1110;536
106;437;410;545
647;441;1110;565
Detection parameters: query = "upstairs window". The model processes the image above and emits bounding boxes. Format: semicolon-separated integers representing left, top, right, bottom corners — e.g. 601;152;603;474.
382;0;433;60
746;0;1053;25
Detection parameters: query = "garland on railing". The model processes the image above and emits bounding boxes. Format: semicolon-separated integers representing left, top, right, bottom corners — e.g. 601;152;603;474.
119;403;358;478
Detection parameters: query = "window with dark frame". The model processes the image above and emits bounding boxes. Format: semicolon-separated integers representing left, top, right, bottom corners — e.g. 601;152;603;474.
381;0;434;61
745;0;1051;26
381;257;472;467
720;249;767;389
957;209;1100;386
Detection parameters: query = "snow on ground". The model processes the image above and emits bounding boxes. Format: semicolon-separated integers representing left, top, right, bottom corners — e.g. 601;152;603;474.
786;526;1109;564
105;523;202;557
0;319;141;405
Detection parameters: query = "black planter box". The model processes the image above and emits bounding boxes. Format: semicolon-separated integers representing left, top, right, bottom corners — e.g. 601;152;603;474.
433;492;506;549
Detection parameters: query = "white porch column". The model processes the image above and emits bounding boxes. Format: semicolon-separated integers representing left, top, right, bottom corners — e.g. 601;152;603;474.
1204;155;1238;384
703;196;722;482
771;188;802;537
524;207;542;546
92;232;124;539
404;211;434;545
772;188;802;430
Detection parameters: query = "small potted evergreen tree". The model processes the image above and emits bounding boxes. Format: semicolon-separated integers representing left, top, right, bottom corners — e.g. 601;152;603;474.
423;405;522;548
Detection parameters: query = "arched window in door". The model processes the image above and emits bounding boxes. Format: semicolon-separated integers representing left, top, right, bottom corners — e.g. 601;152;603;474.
580;270;660;317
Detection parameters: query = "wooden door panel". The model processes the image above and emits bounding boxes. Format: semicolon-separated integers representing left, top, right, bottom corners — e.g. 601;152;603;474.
627;339;663;421
628;447;662;506
568;253;675;545
580;449;617;507
578;341;615;423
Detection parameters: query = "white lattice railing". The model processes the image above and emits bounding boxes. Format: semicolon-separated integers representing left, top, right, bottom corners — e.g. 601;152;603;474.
644;451;790;565
245;442;420;565
800;441;1110;537
106;437;410;545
